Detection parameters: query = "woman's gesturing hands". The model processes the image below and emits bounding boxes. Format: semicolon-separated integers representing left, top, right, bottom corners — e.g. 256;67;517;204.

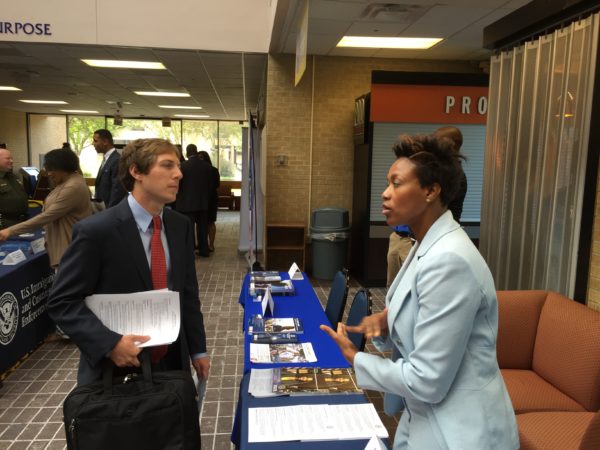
320;308;389;365
346;308;388;339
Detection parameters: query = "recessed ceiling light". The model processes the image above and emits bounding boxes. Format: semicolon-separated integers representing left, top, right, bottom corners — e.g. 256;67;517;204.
20;100;68;104
82;59;166;69
106;101;132;105
60;109;99;114
0;86;21;91
336;36;442;49
174;114;210;118
159;105;203;109
135;91;190;97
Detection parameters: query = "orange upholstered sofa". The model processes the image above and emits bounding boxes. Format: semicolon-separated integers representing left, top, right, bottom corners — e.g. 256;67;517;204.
496;290;600;449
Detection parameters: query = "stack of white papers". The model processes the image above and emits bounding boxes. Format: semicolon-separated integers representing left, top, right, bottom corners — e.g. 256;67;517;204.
84;289;180;347
247;403;388;442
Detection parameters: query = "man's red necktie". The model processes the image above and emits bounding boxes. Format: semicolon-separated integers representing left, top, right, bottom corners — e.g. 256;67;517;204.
150;215;168;363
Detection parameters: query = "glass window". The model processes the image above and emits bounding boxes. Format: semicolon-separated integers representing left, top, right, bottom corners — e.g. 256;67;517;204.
28;114;67;170
182;120;218;162
67;115;106;178
218;121;242;181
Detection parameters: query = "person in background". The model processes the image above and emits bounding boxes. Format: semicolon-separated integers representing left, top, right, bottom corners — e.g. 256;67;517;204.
47;138;210;387
321;134;519;449
175;144;185;163
198;151;220;252
93;129;126;207
0;148;92;267
0;147;28;229
175;144;212;257
386;224;413;288
433;126;467;222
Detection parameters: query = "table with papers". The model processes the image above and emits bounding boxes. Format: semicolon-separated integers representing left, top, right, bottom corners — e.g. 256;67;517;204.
237;372;389;449
232;272;390;449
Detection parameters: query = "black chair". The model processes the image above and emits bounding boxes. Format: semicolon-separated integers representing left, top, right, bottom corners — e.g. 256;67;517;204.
324;269;349;327
346;288;372;351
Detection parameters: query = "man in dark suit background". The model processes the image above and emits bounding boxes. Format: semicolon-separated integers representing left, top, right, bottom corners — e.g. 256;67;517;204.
93;129;127;207
47;138;210;386
175;144;212;257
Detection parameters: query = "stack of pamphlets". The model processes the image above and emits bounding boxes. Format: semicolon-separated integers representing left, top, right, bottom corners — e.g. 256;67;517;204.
249;367;362;397
250;271;281;282
250;279;295;296
248;315;304;335
249;342;317;364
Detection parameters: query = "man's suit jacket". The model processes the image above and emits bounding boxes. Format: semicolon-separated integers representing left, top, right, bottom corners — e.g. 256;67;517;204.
354;211;519;450
47;198;207;385
175;155;212;213
94;151;126;207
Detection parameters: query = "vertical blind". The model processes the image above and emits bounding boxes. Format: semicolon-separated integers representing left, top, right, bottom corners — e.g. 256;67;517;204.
480;13;599;296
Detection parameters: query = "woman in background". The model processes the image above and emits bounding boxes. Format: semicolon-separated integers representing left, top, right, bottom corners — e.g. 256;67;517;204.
199;150;220;252
321;134;518;449
0;148;92;268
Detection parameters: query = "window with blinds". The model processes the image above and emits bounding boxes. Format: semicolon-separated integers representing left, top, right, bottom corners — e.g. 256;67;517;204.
369;122;486;223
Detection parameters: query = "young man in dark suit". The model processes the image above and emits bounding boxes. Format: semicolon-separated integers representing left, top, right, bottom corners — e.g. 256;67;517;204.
93;129;127;207
48;138;210;386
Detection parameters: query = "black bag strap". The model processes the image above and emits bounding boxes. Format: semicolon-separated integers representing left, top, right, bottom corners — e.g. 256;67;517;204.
102;349;154;394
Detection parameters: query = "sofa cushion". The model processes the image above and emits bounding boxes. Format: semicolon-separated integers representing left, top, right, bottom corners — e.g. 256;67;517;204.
517;411;595;450
532;292;600;411
502;369;586;413
497;290;547;369
580;410;600;450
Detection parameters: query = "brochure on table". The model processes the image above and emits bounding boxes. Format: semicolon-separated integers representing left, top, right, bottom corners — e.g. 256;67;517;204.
288;262;304;280
249;367;361;397
249;342;317;364
247;403;388;442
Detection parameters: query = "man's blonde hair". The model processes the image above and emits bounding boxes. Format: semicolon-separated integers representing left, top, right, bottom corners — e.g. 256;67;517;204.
119;138;180;191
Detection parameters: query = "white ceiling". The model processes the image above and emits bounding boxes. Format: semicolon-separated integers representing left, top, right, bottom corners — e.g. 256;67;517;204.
0;0;530;119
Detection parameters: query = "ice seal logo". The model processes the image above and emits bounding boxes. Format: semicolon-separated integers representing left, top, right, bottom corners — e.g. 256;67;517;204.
0;292;19;345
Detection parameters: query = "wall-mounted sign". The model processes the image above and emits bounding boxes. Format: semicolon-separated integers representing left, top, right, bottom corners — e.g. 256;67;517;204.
370;84;489;124
0;21;51;36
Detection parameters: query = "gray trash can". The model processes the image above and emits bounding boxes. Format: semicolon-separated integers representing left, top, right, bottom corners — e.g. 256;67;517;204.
310;208;350;280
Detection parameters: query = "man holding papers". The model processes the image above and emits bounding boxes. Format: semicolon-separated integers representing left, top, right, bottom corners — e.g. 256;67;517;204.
47;138;210;386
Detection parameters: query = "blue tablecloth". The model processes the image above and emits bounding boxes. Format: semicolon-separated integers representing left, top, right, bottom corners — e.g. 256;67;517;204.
240;272;350;372
0;230;54;374
234;372;388;450
0;230;44;275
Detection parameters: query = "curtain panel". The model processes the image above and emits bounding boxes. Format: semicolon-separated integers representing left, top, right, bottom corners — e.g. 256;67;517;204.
480;13;599;296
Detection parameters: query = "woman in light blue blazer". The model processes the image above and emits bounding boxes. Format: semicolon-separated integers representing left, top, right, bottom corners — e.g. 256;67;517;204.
322;134;518;449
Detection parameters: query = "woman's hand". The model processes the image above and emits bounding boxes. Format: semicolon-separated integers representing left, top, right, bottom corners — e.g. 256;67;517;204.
345;308;389;339
320;322;358;365
0;228;11;242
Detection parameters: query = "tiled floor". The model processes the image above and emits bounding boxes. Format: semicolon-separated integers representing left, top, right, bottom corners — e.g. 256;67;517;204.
0;210;397;449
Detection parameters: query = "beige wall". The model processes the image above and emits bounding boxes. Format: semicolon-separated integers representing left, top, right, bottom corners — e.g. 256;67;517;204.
264;54;480;227
587;168;600;312
0;108;27;169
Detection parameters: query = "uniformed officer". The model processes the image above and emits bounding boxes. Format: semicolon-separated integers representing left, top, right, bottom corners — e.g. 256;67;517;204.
0;147;28;229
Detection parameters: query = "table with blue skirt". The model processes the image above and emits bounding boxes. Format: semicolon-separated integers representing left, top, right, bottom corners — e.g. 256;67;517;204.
0;230;54;374
232;272;389;449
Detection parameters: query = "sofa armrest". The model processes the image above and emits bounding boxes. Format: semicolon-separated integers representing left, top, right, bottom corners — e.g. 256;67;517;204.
496;290;548;369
